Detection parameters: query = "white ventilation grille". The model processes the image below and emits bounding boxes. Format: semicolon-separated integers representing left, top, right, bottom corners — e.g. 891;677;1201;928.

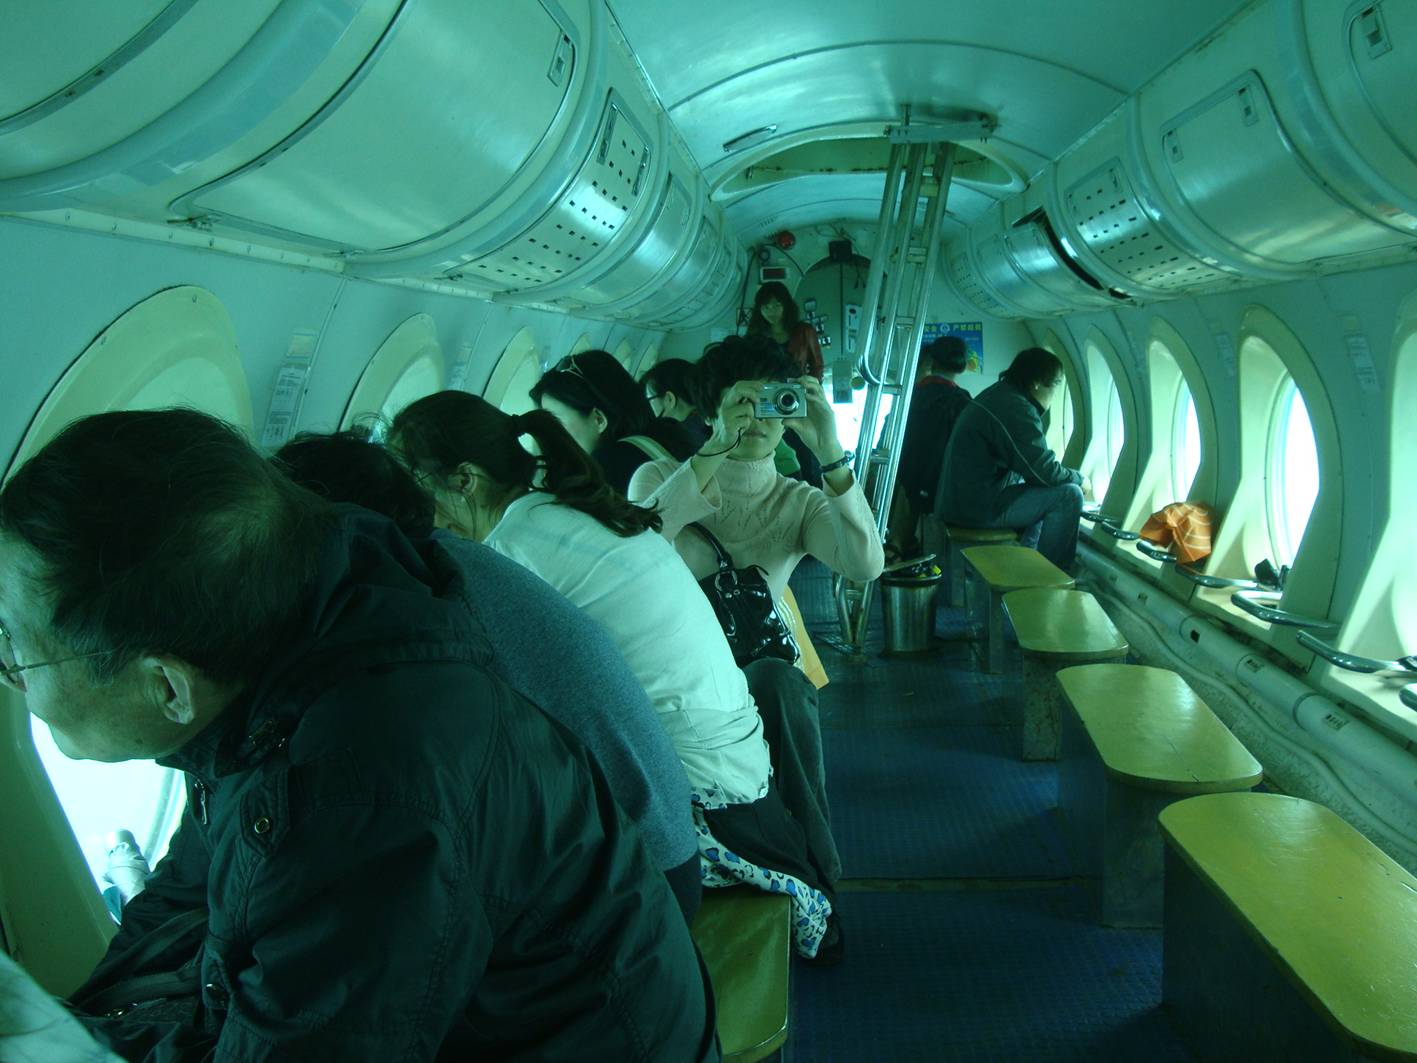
452;95;650;290
1066;161;1228;291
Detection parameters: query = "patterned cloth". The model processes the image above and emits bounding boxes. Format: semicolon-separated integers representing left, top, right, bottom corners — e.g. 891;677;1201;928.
1139;501;1216;563
692;803;832;959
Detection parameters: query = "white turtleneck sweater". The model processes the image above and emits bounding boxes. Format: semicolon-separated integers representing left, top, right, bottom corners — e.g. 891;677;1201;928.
627;454;886;603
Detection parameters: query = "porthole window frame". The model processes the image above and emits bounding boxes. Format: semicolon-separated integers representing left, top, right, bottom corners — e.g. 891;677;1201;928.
341;313;446;438
481;326;543;415
1;285;254;994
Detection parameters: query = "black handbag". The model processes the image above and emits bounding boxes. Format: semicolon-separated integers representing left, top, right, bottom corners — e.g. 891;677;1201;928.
686;522;799;667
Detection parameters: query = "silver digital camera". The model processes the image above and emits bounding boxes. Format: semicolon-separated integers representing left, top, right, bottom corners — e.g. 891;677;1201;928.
754;382;807;419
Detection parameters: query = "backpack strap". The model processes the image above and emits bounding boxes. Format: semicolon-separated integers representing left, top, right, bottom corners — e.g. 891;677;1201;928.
622;435;673;463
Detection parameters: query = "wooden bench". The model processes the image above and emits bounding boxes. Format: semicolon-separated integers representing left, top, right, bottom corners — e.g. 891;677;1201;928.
1159;793;1417;1062
691;890;791;1062
1057;664;1262;926
1001;589;1127;760
922;519;1020;607
961;545;1073;673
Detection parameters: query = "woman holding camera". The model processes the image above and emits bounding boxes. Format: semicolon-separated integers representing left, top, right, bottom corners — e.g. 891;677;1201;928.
629;336;884;947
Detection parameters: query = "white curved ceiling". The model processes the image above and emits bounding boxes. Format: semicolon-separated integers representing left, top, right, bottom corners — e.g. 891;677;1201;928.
607;0;1256;239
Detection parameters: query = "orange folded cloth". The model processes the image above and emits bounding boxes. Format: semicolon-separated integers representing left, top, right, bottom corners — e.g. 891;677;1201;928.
1139;502;1216;564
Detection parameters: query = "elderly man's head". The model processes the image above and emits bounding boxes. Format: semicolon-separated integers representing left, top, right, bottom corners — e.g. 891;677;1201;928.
0;409;332;761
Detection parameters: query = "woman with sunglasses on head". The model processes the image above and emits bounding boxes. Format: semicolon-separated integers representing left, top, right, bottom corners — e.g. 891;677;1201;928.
530;349;697;494
389;391;839;962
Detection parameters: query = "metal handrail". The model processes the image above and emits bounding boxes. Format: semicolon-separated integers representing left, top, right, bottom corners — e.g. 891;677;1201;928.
1080;507;1105;523
1175;565;1259;589
1402;685;1416;710
1231;590;1341;635
1135;540;1176;563
1097;522;1140;541
1295;631;1417;677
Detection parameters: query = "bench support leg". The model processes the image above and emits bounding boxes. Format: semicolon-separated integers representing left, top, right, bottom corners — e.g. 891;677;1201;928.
948;540;966;608
1021;658;1062;760
1162;847;1364;1063
985;588;1006;674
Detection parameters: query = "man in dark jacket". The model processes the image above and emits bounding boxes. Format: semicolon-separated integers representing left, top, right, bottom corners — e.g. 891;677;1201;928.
888;335;974;557
936;348;1088;571
0;409;719;1062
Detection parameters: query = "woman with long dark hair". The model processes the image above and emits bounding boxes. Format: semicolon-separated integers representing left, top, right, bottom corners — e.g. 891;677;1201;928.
389;391;837;960
529;349;696;493
746;281;824;380
937;347;1089;571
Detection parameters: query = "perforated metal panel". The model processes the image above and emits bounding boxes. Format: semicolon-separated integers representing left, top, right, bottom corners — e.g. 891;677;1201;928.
454;94;651;291
553;172;695;307
947;247;1011;317
1065;160;1228;291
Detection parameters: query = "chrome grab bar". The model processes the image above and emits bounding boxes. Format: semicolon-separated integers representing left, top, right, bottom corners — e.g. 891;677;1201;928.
1230;590;1341;635
1175;565;1259;589
1080;506;1104;522
1295;630;1417;677
1134;540;1176;563
1402;684;1416;711
1097;522;1140;541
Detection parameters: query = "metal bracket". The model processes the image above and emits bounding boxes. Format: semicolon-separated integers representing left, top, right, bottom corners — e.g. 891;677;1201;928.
1295;630;1417;677
1231;590;1340;635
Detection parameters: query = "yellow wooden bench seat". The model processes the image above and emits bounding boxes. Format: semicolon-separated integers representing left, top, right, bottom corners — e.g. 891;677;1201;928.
961;545;1074;673
1159;792;1417;1062
691;890;791;1063
1057;664;1262;926
1001;589;1129;760
922;520;1020;607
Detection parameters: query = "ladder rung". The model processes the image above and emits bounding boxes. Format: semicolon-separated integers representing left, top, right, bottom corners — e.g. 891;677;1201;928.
906;247;928;263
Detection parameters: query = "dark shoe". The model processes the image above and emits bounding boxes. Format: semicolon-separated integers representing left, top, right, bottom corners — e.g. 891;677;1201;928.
803;914;844;967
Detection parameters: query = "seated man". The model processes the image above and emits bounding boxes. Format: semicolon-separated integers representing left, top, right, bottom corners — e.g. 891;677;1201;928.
936;347;1088;571
274;430;702;920
887;335;974;558
0;409;718;1061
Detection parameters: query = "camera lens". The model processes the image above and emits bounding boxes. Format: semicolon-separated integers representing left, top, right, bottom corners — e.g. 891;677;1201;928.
776;389;798;412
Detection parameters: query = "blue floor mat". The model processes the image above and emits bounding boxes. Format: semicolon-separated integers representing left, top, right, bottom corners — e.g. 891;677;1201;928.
790;888;1194;1062
824;725;1070;880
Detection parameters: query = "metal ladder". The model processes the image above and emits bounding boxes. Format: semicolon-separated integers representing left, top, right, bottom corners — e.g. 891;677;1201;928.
832;131;957;653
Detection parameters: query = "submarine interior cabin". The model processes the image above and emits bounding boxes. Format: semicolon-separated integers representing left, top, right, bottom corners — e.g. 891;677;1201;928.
2;0;1417;1059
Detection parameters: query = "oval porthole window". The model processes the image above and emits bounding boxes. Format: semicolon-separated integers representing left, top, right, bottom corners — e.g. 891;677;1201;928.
482;328;543;416
1266;378;1320;566
4;285;253;895
1172;382;1202;500
613;339;636;370
342;314;445;440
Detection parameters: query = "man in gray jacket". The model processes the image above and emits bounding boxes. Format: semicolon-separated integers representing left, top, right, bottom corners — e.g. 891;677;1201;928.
936;347;1089;571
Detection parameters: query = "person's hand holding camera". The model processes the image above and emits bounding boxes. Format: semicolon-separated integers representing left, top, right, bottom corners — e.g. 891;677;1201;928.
788;375;845;466
705;380;759;454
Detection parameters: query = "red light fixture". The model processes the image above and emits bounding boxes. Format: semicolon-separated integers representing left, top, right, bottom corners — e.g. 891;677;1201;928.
773;230;796;250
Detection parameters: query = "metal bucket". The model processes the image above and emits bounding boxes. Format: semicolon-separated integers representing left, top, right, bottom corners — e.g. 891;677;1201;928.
881;572;943;655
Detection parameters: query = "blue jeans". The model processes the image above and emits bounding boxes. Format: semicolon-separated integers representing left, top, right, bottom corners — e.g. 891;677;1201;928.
992;483;1084;571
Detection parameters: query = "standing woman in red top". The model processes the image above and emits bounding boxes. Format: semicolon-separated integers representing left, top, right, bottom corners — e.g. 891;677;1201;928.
747;281;824;381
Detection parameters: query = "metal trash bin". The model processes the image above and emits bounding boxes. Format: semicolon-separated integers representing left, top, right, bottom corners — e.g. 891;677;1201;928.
880;558;943;655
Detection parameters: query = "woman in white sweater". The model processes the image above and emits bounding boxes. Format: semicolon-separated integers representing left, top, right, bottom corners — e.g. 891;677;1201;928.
629;335;886;929
389;390;836;960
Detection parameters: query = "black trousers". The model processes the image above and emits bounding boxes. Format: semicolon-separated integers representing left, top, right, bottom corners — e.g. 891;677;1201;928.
702;778;834;905
744;658;842;891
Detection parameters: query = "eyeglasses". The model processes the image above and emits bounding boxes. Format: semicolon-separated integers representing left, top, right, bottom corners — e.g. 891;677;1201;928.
0;620;111;693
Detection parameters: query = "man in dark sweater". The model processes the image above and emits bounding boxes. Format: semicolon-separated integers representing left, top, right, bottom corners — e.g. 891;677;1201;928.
888;335;974;557
0;409;718;1061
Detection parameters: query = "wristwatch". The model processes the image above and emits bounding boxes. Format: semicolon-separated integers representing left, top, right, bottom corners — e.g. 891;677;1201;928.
819;450;854;474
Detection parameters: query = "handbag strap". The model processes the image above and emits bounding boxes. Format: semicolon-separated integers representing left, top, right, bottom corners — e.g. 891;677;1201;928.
684;522;735;574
